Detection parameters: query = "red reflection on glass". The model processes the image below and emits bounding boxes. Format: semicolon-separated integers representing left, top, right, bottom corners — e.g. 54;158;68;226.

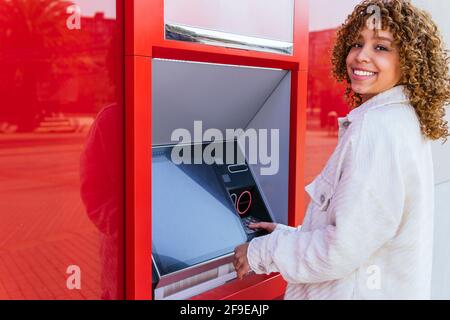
305;29;350;210
0;0;123;299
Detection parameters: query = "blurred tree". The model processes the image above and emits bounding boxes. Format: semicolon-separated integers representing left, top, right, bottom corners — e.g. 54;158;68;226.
0;0;90;131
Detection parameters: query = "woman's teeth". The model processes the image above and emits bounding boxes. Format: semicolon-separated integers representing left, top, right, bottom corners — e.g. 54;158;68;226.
353;69;376;76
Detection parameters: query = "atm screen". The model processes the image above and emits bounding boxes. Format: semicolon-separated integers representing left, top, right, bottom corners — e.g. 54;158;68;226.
152;145;247;276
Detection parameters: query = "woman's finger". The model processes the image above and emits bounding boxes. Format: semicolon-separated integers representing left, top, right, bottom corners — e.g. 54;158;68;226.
248;222;263;229
249;222;274;232
236;265;244;279
248;222;270;229
234;256;244;270
232;257;238;270
236;264;249;280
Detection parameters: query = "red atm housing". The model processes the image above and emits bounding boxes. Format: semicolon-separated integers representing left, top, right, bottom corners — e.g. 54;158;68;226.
124;0;310;300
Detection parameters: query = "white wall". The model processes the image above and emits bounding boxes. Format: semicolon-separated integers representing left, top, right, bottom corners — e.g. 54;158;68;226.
309;0;361;31
151;59;287;146
412;0;450;46
164;0;294;42
411;0;450;300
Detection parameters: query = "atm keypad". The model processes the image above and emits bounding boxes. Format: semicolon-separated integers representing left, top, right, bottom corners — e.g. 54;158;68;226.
241;216;261;234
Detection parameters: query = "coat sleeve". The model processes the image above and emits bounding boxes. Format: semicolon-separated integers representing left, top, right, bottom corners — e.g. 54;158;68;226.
247;116;406;283
274;224;299;232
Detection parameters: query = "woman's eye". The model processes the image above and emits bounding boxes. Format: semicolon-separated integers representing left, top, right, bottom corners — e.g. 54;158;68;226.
351;43;363;48
375;45;389;51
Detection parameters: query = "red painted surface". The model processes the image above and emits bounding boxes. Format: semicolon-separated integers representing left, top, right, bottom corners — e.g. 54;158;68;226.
308;29;349;130
304;29;351;213
125;0;310;300
295;28;354;218
124;55;152;300
0;0;124;299
191;274;287;300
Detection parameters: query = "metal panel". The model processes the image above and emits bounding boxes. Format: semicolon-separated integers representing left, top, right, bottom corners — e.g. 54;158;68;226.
152;59;288;146
241;73;291;225
164;0;294;42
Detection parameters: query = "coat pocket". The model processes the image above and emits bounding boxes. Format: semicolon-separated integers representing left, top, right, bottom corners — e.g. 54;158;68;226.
305;175;335;212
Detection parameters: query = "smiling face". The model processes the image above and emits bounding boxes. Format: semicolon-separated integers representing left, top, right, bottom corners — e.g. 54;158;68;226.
346;27;403;102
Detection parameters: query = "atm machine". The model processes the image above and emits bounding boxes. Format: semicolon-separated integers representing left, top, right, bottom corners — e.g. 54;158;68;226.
125;0;309;300
150;59;293;299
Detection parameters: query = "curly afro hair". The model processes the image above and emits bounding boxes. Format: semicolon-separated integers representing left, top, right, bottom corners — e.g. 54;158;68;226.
332;0;450;142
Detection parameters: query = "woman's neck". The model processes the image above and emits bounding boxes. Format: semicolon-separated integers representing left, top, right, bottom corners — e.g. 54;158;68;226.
361;94;375;104
360;84;405;104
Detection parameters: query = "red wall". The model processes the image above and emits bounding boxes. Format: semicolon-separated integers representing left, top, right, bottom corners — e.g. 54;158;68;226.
303;29;351;211
308;28;349;129
0;0;124;299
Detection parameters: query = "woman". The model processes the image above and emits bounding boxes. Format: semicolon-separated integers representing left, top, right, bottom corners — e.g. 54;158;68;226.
234;0;450;299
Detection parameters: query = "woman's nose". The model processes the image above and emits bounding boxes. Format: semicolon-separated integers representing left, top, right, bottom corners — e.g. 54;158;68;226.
355;45;372;63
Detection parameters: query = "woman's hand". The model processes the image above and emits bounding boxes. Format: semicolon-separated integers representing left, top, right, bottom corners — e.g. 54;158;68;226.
233;243;250;280
248;221;277;233
234;222;277;279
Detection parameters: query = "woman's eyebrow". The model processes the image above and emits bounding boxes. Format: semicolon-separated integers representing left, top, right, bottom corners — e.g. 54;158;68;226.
374;36;393;43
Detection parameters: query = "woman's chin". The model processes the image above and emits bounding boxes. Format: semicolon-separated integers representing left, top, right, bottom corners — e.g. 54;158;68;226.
351;83;373;95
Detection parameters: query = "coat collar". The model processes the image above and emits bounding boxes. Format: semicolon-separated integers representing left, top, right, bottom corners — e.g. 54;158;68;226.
346;85;409;122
